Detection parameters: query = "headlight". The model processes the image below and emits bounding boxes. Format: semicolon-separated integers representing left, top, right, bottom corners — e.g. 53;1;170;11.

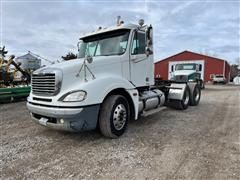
60;90;87;102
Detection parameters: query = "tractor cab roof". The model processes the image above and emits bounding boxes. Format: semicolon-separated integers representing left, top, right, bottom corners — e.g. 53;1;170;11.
80;23;139;40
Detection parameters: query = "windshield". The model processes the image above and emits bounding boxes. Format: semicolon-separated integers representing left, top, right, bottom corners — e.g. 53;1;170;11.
175;64;196;70
78;29;130;58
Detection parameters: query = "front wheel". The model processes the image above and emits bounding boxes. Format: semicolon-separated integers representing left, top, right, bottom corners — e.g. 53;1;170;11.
99;95;130;138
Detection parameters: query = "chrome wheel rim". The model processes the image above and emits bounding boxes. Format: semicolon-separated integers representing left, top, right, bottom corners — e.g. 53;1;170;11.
113;104;127;130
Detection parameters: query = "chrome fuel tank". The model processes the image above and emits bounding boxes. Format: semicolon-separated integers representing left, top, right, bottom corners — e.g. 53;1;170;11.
138;89;165;112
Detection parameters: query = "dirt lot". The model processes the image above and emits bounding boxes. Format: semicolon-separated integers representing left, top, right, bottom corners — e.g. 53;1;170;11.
1;85;240;179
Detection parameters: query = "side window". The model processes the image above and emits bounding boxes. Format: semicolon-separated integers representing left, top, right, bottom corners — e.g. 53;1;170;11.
131;31;146;55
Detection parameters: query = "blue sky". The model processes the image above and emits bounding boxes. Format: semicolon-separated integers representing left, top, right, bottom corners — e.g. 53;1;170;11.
1;0;239;64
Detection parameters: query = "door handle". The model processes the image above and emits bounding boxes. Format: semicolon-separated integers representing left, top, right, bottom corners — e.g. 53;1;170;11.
131;55;137;61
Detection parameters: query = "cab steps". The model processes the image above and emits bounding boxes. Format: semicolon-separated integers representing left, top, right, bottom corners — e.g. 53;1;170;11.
141;107;166;117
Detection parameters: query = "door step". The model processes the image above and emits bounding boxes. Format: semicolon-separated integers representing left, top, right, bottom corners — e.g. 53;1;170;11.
141;107;166;117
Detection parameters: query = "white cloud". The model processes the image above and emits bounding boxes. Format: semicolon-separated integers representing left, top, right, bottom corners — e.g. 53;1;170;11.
1;0;239;64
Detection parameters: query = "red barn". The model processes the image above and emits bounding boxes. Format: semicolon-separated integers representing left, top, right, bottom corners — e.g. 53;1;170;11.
154;50;230;83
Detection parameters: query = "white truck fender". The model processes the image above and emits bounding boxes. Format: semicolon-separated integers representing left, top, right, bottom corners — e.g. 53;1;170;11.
99;76;139;120
125;89;139;120
65;74;137;106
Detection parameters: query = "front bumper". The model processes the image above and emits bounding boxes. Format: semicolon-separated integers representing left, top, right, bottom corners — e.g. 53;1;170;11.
27;102;100;132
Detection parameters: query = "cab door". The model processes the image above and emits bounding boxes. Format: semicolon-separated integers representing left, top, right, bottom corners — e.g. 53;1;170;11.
130;31;149;87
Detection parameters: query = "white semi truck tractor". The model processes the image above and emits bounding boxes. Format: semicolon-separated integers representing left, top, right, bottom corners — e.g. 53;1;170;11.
27;19;201;138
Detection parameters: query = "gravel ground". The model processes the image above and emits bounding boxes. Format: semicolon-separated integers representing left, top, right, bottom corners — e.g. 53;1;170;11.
1;85;240;180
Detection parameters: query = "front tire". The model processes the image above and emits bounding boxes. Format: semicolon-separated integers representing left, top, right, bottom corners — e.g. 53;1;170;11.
99;95;130;138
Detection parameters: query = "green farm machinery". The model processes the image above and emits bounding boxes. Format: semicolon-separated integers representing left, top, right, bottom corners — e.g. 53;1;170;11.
0;46;31;102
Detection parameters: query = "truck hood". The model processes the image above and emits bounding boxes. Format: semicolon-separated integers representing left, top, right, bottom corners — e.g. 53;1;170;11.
35;56;121;75
33;55;126;94
30;55;132;107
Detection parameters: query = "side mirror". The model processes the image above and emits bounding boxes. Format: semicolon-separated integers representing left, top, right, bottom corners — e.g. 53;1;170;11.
146;25;153;46
196;64;202;71
145;47;153;56
145;47;150;56
77;40;83;52
195;65;199;71
146;25;153;57
77;42;80;52
146;26;153;41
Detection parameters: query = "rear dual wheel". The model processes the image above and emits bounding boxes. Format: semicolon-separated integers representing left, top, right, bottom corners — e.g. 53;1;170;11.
190;84;201;106
168;85;191;110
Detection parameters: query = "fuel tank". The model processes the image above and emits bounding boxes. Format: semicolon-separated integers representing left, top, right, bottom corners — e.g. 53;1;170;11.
138;89;165;112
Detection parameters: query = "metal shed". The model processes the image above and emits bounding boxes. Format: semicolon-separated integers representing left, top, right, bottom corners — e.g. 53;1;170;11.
15;52;41;71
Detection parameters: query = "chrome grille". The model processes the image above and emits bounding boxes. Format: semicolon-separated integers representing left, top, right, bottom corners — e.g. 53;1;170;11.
174;75;188;82
32;73;56;96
